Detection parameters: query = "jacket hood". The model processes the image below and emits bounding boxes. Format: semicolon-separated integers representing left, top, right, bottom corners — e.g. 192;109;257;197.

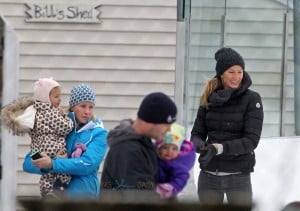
175;140;196;170
107;119;153;148
232;71;252;97
0;96;35;135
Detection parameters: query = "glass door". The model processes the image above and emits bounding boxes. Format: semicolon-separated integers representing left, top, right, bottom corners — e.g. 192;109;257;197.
184;0;294;137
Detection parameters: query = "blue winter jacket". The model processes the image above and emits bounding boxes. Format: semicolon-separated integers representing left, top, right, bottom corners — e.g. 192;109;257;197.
23;112;108;199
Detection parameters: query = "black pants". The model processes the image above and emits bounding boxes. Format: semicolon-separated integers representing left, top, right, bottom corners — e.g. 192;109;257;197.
197;170;252;206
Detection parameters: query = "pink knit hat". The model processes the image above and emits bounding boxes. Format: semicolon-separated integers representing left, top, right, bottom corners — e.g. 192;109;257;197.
33;78;60;103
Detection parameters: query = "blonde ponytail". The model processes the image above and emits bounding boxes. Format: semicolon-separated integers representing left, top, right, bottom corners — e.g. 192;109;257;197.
200;78;223;108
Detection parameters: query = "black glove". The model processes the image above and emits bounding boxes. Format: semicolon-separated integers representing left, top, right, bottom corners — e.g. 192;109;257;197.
198;144;217;169
191;137;206;153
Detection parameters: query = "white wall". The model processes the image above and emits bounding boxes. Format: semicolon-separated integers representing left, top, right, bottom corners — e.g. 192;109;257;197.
0;0;178;199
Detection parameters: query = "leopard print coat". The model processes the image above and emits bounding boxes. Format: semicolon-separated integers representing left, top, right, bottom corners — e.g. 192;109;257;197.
1;97;74;195
30;101;73;157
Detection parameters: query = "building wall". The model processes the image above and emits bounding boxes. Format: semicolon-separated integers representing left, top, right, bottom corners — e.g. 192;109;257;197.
186;0;294;137
0;0;178;197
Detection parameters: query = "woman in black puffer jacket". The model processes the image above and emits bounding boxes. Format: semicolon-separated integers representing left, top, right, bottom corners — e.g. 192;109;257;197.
191;47;264;206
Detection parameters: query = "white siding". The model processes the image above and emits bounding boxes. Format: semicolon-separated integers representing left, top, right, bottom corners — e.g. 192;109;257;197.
1;0;177;128
0;0;177;198
186;0;294;137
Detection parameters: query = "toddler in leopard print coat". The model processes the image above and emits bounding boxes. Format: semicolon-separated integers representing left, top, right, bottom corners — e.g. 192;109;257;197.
1;77;73;197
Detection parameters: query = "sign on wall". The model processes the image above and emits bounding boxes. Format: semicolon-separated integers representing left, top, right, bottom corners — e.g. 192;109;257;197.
25;3;102;23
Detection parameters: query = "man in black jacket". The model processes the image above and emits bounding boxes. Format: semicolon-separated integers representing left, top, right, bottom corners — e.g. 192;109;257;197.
100;92;177;202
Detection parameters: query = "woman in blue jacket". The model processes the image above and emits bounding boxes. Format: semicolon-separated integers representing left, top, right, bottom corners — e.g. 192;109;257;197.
23;84;107;199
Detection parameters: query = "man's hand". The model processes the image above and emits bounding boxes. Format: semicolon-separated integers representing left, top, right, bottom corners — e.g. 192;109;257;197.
198;144;217;169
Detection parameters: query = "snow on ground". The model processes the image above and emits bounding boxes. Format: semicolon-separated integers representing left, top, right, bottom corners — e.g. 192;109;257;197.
179;136;300;211
251;136;300;211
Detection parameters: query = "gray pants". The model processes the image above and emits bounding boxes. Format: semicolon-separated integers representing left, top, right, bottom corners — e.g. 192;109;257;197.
197;170;252;206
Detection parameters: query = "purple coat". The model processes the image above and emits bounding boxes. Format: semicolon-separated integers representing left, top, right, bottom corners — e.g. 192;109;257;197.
157;140;196;196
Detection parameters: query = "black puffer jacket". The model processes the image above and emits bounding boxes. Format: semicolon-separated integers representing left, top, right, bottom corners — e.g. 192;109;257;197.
101;119;158;191
191;72;264;173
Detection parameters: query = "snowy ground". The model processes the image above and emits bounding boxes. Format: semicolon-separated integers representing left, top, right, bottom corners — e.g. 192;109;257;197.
179;136;300;211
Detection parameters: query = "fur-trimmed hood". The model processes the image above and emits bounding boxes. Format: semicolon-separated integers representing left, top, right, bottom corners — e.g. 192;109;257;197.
1;96;35;136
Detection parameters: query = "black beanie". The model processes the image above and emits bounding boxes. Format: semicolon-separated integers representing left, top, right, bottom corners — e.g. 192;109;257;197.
215;47;245;77
137;92;177;124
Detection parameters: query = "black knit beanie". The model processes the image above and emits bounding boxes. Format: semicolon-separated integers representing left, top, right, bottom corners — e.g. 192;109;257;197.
215;47;245;77
137;92;177;124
